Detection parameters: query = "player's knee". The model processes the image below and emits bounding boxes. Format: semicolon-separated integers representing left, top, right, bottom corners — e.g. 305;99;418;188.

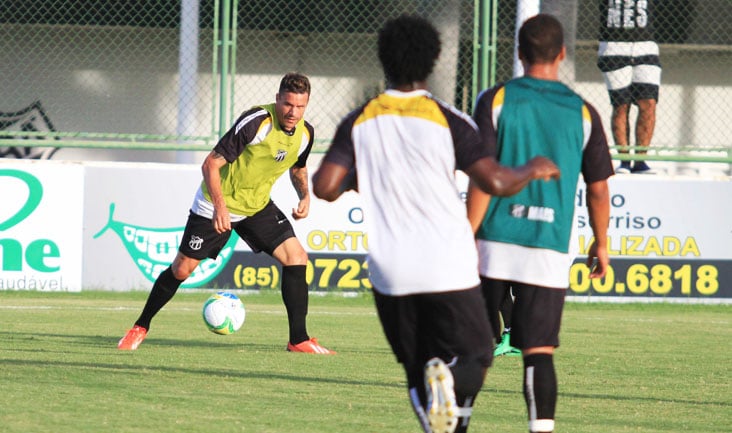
274;238;308;266
292;248;308;265
169;251;201;279
612;104;630;116
282;250;308;267
156;266;186;293
451;357;486;399
637;98;656;111
523;346;554;357
170;258;196;281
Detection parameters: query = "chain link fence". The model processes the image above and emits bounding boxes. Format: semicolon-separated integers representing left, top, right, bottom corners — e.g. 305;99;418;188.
1;0;730;174
1;0;218;161
222;0;476;154
485;0;732;175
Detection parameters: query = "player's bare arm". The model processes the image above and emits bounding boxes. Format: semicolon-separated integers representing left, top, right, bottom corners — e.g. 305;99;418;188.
465;155;560;198
289;165;310;220
465;180;492;234
201;150;231;233
312;161;356;202
586;179;611;278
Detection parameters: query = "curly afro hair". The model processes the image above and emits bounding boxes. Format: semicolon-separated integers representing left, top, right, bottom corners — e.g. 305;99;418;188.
378;14;441;87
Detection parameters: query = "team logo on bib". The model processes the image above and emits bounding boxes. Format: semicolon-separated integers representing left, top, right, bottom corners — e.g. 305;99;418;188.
509;203;555;223
274;149;287;162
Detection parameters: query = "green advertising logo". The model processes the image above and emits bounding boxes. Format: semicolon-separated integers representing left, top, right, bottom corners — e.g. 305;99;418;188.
94;203;237;288
0;169;43;231
1;169;62;273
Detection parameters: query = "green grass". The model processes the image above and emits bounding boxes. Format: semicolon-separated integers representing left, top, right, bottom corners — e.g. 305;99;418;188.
0;291;729;433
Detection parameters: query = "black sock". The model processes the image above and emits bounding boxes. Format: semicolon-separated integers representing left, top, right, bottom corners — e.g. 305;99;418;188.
523;353;557;433
281;265;309;344
500;293;514;331
450;357;486;433
134;267;184;330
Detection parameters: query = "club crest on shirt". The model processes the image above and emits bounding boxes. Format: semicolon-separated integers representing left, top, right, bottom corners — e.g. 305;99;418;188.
274;149;287;162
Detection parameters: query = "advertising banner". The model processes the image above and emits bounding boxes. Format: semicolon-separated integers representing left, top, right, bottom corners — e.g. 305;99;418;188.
1;160;730;302
212;174;732;302
571;177;732;301
82;162;218;290
0;161;84;291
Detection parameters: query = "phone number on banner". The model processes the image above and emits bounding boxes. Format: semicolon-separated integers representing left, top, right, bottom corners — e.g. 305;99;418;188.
216;253;731;298
569;259;731;298
220;252;371;291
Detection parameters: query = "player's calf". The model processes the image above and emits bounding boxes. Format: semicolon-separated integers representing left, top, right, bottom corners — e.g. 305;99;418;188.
524;353;557;433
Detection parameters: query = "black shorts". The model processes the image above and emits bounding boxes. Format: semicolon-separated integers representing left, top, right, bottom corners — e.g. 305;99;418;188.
373;286;494;372
179;200;296;260
481;278;566;350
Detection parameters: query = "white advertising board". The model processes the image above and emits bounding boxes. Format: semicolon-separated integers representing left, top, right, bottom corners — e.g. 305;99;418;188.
0;160;84;291
83;162;207;290
571;176;732;300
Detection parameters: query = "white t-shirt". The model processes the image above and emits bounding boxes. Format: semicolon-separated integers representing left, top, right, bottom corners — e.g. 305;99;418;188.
322;89;492;296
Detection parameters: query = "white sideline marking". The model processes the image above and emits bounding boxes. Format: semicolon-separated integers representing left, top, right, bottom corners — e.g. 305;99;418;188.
0;306;724;325
0;305;377;316
567;296;732;305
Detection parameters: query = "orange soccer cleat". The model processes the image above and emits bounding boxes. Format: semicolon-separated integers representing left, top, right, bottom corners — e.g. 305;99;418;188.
117;325;148;350
286;337;336;355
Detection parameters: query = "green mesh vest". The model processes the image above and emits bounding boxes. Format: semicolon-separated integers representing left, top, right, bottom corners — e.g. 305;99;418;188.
203;104;306;216
476;77;585;253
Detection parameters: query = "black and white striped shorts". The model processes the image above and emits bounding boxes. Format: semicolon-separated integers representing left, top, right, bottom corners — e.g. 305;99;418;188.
598;41;662;106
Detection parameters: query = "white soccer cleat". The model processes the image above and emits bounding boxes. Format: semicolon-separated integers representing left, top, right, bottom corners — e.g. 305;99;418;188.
424;357;458;433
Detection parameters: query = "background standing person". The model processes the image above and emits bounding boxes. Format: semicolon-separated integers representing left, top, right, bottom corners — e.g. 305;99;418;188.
117;72;335;355
313;14;559;433
468;14;613;433
598;0;661;174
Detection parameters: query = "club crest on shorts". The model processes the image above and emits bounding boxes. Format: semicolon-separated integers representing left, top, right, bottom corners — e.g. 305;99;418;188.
189;235;204;250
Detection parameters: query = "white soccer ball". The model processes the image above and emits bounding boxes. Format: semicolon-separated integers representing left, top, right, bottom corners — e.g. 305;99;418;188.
202;291;246;335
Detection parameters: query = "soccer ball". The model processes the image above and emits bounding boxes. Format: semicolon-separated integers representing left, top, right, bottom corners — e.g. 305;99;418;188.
202;291;246;335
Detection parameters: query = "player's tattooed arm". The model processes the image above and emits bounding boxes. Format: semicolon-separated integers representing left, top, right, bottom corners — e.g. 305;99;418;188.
202;150;231;232
290;165;309;200
289;165;310;220
290;166;310;220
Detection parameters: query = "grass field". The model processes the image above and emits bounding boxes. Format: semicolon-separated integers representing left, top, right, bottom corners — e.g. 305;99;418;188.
0;290;729;433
